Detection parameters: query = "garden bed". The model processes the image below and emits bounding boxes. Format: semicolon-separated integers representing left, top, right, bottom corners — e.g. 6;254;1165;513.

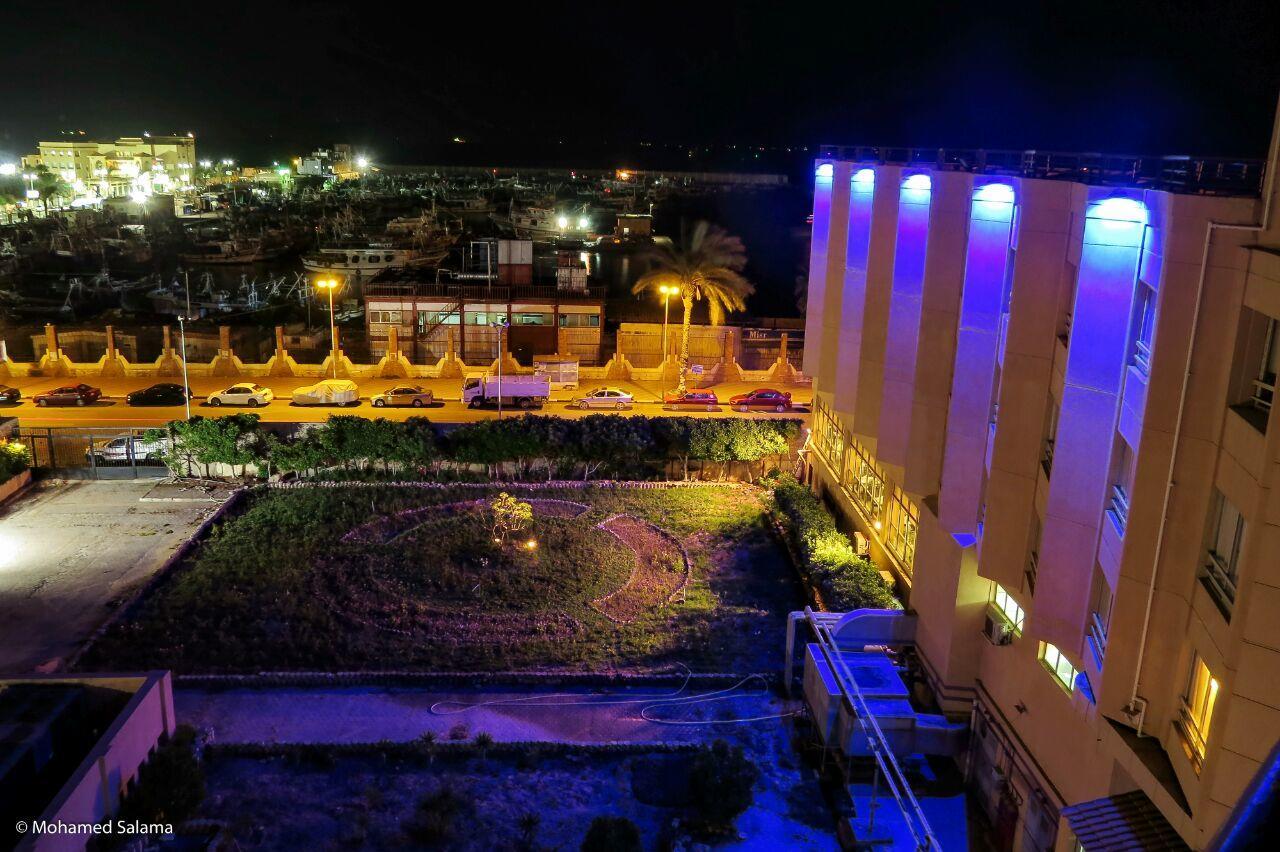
81;484;805;674
192;728;836;850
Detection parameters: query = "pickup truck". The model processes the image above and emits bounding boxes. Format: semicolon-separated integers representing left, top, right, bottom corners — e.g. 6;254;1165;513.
462;375;550;409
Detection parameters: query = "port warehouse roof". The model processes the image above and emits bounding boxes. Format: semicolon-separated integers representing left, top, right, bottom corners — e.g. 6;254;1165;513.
365;268;605;303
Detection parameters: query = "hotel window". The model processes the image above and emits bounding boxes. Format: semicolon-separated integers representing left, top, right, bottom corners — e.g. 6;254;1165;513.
368;310;402;325
1253;317;1278;413
991;585;1025;634
814;401;845;474
1203;490;1245;615
1178;654;1219;769
1108;439;1135;535
1041;400;1059;478
558;313;600;328
1087;568;1112;667
885;486;918;573
1038;642;1078;693
848;441;885;520
516;312;550;325
1132;283;1156;376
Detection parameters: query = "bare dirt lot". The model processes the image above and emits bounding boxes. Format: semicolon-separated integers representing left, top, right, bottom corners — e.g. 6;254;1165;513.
0;479;223;672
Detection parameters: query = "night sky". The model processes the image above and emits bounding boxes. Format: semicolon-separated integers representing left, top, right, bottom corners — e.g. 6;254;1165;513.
2;0;1278;169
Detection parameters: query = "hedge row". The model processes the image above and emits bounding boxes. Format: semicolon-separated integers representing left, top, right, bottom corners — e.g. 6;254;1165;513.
772;475;902;611
150;413;803;482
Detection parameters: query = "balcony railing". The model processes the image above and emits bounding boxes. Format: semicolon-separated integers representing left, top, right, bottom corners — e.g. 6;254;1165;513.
1088;611;1108;667
1025;551;1039;595
1202;552;1239;614
1041;439;1055;478
1108;485;1130;534
1252;376;1275;412
814;145;1267;197
1134;338;1153;377
1177;701;1209;770
365;280;605;303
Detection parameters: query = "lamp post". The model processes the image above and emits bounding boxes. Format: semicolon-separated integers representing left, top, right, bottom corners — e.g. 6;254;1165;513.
490;319;510;419
177;315;192;421
316;278;340;377
659;285;676;398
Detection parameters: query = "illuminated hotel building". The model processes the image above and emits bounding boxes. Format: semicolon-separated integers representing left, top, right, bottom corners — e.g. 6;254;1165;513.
21;133;197;200
801;109;1280;850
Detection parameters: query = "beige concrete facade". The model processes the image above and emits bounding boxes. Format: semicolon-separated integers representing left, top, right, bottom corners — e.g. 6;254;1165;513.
802;117;1280;850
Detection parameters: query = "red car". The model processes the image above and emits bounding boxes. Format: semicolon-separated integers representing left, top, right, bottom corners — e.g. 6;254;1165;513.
663;390;720;411
34;383;102;407
729;388;793;412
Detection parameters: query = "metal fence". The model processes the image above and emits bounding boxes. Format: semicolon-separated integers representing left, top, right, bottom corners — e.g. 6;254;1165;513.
17;427;170;479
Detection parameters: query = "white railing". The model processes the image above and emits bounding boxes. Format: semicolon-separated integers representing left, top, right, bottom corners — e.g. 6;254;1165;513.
804;608;941;851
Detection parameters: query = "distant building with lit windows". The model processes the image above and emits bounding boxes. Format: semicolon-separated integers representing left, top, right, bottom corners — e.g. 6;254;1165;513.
21;133;196;201
801;105;1280;850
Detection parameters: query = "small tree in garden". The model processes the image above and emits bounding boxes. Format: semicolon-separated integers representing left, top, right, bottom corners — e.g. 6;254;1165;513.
581;816;642;852
489;492;533;544
687;739;759;834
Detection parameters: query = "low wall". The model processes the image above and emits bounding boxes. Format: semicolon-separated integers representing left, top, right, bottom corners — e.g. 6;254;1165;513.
0;468;32;505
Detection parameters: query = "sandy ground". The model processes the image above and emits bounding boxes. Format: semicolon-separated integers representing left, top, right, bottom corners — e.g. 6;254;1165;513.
177;682;792;745
0;479;224;672
1;373;811;428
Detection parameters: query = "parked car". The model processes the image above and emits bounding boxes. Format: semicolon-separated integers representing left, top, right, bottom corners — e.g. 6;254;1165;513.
208;383;274;407
0;385;20;404
729;388;793;412
291;379;360;406
663;390;719;411
571;387;634;410
86;434;170;465
33;383;102;407
126;383;193;406
372;385;434;408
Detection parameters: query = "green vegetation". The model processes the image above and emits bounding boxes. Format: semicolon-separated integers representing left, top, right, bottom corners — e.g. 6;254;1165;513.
83;484;801;673
0;440;30;481
148;413;800;482
581;816;642;852
773;475;902;611
631;221;755;394
687;739;760;834
109;725;205;846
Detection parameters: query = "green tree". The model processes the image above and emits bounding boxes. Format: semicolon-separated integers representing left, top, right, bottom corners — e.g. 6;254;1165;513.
489;492;533;543
581;816;642;852
631;222;754;394
688;739;759;833
151;414;259;477
28;165;73;215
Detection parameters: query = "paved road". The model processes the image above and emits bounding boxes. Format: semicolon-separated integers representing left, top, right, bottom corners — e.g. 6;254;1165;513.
1;374;811;428
0;480;223;672
176;683;790;744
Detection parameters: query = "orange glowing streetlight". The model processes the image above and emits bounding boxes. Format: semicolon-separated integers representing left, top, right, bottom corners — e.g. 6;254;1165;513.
315;278;341;377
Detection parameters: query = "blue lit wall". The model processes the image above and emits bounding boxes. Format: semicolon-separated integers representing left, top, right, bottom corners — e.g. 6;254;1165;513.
878;172;933;468
833;168;878;414
1034;189;1149;650
802;162;836;380
939;181;1017;534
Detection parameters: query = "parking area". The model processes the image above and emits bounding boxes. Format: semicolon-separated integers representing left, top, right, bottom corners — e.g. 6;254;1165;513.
0;479;226;672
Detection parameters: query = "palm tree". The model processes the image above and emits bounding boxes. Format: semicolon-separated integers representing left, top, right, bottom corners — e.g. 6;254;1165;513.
631;222;754;394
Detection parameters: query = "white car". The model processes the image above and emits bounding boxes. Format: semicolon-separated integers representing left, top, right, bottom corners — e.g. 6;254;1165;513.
292;379;360;406
208;383;274;407
87;434;170;465
571;387;634;410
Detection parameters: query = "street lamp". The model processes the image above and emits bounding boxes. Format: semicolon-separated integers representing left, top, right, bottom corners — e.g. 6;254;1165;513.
316;278;341;377
658;285;677;397
489;319;510;419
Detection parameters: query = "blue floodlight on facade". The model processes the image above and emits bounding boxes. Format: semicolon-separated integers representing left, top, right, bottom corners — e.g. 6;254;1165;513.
902;172;932;192
852;167;876;187
815;162;834;179
1088;194;1148;226
973;182;1016;204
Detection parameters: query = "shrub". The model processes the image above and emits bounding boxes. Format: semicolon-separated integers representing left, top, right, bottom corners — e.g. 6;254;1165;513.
687;739;759;833
773;475;901;611
581;816;642;852
0;441;30;481
404;787;465;846
113;725;205;830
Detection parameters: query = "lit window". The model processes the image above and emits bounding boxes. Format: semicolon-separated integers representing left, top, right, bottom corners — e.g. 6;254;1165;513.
1203;490;1245;615
992;585;1025;634
1179;654;1219;769
1038;642;1078;693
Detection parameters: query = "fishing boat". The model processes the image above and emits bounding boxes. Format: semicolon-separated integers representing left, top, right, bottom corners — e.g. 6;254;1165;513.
439;196;495;215
501;204;595;242
302;244;432;280
179;237;286;265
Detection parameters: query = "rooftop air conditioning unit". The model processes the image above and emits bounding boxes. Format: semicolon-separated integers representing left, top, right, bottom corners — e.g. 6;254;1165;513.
982;606;1014;646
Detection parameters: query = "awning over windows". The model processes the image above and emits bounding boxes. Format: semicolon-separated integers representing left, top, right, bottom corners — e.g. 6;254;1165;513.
1063;790;1188;851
